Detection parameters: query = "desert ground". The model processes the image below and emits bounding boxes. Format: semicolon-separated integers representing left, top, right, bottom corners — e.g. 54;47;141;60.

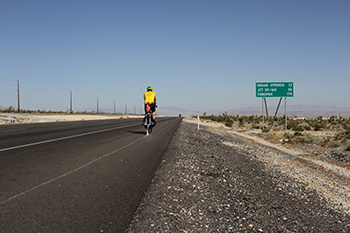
0;113;142;124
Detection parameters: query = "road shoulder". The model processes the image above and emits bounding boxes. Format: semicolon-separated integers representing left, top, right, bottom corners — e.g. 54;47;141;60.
127;120;350;232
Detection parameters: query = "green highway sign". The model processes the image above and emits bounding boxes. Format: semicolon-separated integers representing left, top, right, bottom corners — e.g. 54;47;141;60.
256;82;294;97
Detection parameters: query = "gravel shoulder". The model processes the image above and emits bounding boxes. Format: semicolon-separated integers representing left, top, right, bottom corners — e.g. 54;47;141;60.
127;118;350;232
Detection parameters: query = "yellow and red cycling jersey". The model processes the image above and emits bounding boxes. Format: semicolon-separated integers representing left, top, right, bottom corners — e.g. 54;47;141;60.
144;91;156;104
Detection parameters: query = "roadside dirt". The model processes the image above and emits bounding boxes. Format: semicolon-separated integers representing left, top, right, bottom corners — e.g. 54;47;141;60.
127;118;350;232
194;118;350;209
0;113;142;124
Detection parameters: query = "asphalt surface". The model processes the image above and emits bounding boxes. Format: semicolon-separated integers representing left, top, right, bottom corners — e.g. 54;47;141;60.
0;117;182;232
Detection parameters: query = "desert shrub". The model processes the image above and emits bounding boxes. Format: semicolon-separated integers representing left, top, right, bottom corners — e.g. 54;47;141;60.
208;115;219;121
287;119;298;130
313;123;324;131
254;117;261;124
238;117;245;127
292;134;317;144
301;134;317;144
252;124;260;129
284;132;293;139
294;125;304;132
342;123;350;131
202;113;236;128
216;115;225;122
303;125;311;131
321;137;330;147
262;128;270;133
345;141;350;151
294;131;303;137
225;118;234;127
225;122;233;127
246;115;254;124
335;130;350;142
290;137;302;144
327;139;342;148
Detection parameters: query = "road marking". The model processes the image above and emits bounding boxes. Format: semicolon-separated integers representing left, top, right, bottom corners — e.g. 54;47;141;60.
0;123;140;152
0;135;147;205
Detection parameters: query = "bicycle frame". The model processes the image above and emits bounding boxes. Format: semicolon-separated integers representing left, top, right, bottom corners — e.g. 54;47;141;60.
144;103;153;135
145;112;152;135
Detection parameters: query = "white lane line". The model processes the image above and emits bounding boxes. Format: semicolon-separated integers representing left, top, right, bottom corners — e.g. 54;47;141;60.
0;123;140;153
0;135;147;205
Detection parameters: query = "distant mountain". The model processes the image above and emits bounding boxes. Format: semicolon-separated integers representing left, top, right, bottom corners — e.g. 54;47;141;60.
73;106;197;117
163;105;350;118
2;105;349;118
225;105;350;117
157;106;197;117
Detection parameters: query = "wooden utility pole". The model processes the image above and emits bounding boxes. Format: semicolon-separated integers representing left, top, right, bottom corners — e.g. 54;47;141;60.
70;91;73;113
97;97;99;114
17;80;20;111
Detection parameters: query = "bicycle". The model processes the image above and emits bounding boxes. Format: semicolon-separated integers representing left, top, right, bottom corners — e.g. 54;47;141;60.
142;103;155;135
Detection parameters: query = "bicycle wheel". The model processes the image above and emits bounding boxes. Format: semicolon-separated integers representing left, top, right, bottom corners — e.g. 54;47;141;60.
146;114;152;135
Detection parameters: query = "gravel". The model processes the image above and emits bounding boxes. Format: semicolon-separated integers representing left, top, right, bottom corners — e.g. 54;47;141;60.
312;150;350;163
127;120;350;232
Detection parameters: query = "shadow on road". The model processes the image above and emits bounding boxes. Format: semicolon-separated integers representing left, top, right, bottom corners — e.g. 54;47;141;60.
128;131;146;135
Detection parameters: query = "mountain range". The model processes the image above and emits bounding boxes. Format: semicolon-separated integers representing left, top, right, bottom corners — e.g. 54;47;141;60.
1;105;350;118
158;105;350;118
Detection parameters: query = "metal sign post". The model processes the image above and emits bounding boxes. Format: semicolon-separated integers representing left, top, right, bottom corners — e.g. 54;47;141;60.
197;111;200;130
256;82;294;131
285;97;287;131
262;98;264;129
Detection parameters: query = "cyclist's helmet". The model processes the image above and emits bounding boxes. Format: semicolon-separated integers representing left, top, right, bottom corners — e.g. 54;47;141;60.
147;86;153;91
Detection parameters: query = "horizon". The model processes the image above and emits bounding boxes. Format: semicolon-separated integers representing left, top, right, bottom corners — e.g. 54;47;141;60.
2;103;350;118
1;1;349;112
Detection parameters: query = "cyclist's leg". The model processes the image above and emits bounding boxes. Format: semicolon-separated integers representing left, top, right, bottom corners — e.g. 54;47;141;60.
150;104;156;120
142;104;148;126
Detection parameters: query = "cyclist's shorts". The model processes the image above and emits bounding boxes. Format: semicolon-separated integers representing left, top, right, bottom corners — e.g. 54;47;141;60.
145;103;156;113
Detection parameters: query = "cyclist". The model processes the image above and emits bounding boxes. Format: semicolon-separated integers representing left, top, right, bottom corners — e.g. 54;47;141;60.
144;86;157;123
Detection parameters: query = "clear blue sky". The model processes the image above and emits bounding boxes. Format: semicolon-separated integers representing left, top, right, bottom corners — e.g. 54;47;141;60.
1;0;349;113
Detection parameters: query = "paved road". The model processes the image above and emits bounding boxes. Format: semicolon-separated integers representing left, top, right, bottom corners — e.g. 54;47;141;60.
0;117;182;232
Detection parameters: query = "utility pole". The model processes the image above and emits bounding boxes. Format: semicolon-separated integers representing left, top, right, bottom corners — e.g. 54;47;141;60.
114;101;116;114
70;91;73;114
125;103;127;114
97;97;99;114
17;80;20;111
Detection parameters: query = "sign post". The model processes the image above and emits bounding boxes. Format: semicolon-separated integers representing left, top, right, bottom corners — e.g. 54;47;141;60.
256;82;294;130
197;111;200;130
